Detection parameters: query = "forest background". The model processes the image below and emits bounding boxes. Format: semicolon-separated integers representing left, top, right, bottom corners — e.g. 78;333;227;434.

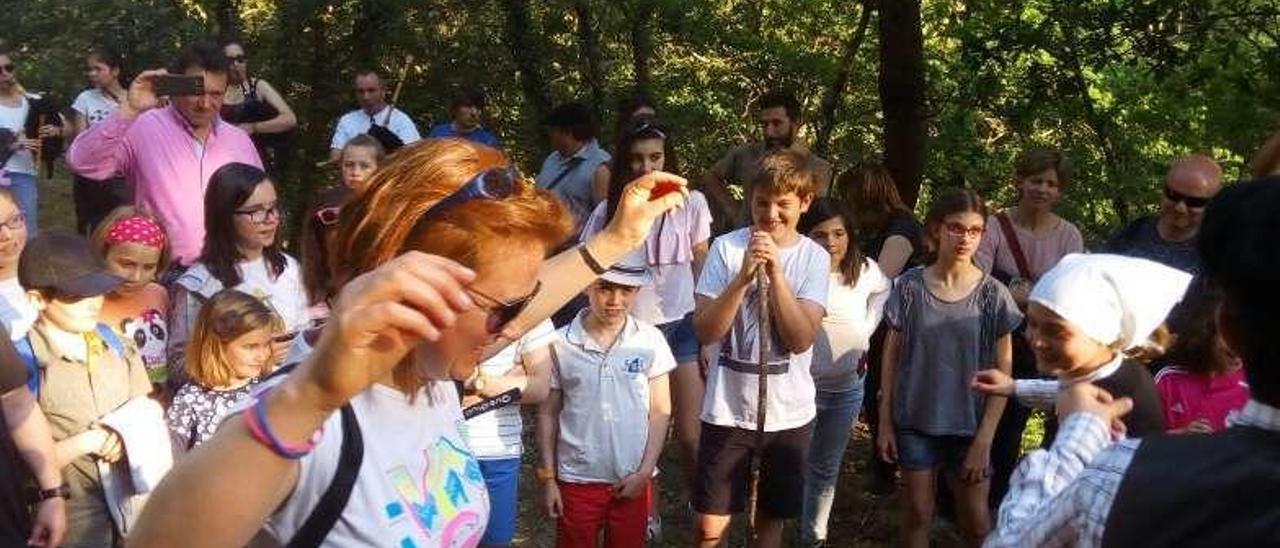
7;0;1280;243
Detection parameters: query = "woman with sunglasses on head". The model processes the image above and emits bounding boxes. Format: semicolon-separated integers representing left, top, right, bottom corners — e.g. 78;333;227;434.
581;117;711;524
299;185;353;331
220;41;297;171
974;148;1083;507
127;138;687;547
168;163;308;386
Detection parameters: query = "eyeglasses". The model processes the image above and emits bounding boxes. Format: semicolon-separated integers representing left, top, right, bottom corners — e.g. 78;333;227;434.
467;281;541;334
1163;185;1211;209
0;213;26;231
405;167;524;242
227;55;247;64
314;206;341;226
0;64;15;74
234;202;282;224
944;222;985;238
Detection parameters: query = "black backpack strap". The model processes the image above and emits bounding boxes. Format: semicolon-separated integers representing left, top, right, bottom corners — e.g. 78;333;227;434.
286;403;363;548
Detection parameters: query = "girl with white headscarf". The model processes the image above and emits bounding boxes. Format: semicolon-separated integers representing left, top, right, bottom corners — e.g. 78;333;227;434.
973;253;1193;440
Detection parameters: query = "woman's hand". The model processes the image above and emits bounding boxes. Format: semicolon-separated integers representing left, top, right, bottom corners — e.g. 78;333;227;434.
971;369;1015;397
295;252;477;412
37;124;63;139
961;441;991;484
599;171;688;251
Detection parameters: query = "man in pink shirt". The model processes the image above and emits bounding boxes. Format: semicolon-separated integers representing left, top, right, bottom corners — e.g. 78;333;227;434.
68;42;261;266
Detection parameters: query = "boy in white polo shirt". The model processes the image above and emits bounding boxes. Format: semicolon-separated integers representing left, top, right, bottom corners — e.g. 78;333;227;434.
692;150;830;548
536;258;675;548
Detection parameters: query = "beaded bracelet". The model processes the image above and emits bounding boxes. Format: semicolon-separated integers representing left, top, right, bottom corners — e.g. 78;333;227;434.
243;388;324;459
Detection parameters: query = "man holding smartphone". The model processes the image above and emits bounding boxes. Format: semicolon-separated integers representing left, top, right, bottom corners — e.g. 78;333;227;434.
68;41;262;270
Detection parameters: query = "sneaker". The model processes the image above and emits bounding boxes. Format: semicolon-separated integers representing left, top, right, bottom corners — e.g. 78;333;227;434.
647;513;663;542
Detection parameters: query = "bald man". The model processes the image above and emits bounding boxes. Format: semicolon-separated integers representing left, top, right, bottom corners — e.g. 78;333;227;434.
1103;155;1223;273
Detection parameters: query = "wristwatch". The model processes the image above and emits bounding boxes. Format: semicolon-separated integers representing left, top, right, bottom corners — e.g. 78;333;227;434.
535;466;557;483
38;484;71;501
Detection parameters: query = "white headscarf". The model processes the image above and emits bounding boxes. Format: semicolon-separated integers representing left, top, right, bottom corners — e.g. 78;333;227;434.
1029;254;1193;350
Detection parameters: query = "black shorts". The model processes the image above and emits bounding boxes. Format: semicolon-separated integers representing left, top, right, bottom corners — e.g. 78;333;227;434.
693;421;813;519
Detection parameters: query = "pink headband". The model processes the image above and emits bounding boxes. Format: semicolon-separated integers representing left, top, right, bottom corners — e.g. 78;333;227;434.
104;216;166;249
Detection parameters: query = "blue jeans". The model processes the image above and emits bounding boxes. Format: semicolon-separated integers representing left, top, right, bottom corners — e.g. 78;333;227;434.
800;384;865;542
4;172;37;238
478;458;521;546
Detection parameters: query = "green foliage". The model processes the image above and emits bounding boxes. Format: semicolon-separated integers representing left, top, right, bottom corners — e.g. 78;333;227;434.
7;0;1278;242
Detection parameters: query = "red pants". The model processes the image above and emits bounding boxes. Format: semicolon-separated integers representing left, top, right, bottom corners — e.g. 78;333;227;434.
556;480;651;548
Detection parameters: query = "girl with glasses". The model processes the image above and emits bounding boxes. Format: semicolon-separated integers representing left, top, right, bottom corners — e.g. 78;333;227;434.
129;137;687;547
0;187;33;339
878;189;1022;548
169;163;308;387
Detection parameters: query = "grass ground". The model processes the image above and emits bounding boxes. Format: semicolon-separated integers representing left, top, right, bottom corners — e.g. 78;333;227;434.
37;166;1047;547
511;411;1046;547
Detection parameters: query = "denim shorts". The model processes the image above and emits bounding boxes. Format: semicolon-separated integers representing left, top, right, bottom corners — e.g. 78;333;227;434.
895;429;979;472
657;313;700;364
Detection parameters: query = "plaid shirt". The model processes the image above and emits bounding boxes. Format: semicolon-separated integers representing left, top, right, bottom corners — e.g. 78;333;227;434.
986;399;1280;547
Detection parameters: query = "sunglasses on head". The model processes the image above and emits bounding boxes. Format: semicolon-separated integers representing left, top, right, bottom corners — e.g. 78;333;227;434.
0;64;15;74
628;120;667;140
314;205;341;226
405;167;531;333
944;222;985;238
406;167;524;240
1163;185;1211;209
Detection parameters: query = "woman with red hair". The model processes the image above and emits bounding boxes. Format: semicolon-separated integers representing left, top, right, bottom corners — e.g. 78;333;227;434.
129;138;686;547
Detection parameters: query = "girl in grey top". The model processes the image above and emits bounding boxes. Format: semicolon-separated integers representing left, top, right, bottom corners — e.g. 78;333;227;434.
878;189;1022;548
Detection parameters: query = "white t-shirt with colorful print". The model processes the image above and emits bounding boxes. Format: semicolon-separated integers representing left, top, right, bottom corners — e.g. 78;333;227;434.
255;379;490;547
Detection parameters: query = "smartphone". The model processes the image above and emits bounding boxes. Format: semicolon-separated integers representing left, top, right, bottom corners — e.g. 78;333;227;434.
153;74;205;96
273;332;298;344
649;180;682;201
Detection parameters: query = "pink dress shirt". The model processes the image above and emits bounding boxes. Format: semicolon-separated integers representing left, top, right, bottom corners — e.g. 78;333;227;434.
68;106;262;265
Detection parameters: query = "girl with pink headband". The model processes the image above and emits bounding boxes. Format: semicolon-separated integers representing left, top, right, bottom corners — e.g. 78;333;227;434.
91;206;172;386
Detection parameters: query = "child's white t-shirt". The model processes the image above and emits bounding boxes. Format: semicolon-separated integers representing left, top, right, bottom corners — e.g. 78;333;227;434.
696;228;830;432
465;319;558;460
550;312;676;483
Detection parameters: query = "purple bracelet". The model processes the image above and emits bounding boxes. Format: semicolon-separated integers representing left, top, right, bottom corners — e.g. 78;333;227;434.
243;388;323;459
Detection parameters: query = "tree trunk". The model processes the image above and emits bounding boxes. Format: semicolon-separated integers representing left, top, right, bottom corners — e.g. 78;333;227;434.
572;0;607;116
628;0;656;98
497;0;553;146
814;1;873;157
350;0;394;72
877;0;928;208
215;0;241;42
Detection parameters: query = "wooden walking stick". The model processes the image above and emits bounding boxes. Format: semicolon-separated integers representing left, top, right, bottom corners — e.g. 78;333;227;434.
747;264;771;543
382;54;414;127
